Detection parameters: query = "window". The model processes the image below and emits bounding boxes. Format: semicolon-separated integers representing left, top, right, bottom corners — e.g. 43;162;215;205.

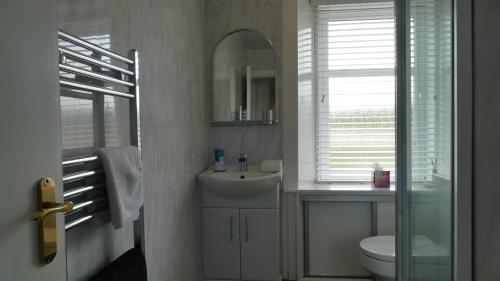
60;96;94;149
314;2;396;182
59;33;128;151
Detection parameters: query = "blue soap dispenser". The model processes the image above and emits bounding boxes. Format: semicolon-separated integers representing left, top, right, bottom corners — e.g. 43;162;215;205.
214;149;226;172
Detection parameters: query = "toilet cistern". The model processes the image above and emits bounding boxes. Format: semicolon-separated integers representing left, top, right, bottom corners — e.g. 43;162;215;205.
238;153;248;172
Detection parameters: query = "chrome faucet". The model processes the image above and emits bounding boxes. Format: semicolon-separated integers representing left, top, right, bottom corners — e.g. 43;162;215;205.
238;153;248;172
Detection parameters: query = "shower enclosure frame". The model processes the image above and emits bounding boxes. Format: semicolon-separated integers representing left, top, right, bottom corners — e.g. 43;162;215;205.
394;0;473;280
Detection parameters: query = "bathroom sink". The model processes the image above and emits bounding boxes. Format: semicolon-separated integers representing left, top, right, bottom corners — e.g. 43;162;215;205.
198;165;282;198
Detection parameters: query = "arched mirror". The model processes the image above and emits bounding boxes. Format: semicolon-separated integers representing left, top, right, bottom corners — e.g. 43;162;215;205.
211;29;278;126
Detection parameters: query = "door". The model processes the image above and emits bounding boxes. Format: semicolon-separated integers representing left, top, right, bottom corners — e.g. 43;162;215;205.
397;0;454;279
0;1;67;281
202;208;240;279
240;209;279;281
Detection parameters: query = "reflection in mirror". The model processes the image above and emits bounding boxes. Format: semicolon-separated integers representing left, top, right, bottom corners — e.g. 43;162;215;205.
212;29;277;125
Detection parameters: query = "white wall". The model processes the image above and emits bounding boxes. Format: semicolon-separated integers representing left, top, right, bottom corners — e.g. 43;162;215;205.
297;0;316;184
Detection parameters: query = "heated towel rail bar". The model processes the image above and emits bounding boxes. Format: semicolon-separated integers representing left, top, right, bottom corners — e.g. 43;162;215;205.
62;155;106;230
58;30;142;249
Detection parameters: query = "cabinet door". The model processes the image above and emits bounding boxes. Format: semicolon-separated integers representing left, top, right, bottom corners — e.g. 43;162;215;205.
306;202;372;277
203;208;240;279
240;209;279;280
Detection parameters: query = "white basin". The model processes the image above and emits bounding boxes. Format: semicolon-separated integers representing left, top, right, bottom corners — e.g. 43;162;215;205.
198;165;282;198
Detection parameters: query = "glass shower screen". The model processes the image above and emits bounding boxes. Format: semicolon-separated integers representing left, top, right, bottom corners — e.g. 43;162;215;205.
399;0;454;279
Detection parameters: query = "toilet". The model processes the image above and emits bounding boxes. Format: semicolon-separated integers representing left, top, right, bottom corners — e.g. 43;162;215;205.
359;236;395;281
360;235;449;281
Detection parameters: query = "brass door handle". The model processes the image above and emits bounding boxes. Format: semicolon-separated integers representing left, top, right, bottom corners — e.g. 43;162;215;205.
31;177;73;264
31;201;74;221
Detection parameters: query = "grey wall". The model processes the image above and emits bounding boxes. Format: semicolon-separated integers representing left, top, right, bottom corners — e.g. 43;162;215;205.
128;1;207;280
205;0;283;165
473;1;500;280
57;0;208;280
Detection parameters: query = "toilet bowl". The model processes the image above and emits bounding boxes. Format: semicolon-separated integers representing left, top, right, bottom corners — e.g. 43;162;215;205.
359;236;395;281
360;235;449;281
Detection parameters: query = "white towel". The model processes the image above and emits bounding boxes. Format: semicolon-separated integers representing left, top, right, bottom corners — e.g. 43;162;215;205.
260;159;282;173
97;146;143;229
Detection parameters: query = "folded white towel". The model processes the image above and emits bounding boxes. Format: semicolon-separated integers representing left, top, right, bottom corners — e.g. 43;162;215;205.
260;159;282;173
97;146;143;229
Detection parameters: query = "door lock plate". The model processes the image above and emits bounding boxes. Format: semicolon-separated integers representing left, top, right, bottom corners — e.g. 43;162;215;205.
31;178;73;264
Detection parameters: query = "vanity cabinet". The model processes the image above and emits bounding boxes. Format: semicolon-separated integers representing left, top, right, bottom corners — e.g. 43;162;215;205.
202;208;241;280
199;169;281;281
240;209;279;281
202;208;279;281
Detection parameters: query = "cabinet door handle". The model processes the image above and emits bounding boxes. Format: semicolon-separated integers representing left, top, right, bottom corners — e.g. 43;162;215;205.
245;216;249;242
229;216;233;242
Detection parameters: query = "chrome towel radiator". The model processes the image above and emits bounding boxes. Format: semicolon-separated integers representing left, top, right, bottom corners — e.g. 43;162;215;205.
58;30;143;248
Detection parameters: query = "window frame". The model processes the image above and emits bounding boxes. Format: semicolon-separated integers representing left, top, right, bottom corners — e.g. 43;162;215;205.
312;2;397;183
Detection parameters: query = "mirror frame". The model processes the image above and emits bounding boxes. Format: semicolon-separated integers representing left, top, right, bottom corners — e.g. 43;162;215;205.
210;28;279;127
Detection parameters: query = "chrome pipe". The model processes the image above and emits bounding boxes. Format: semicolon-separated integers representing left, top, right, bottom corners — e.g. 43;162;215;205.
72;200;94;211
59;47;134;75
128;49;141;148
65;215;93;230
63;183;104;198
63;169;103;182
128;49;144;250
59;64;134;87
62;155;98;166
65;196;108;216
58;30;133;64
60;80;134;99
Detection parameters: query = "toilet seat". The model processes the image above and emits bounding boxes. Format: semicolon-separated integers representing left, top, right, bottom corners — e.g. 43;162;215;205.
359;236;395;279
360;236;395;262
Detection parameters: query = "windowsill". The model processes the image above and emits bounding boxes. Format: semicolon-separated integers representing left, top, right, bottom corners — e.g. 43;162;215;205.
284;182;396;196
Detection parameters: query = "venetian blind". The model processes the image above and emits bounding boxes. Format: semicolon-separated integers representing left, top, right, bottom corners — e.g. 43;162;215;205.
410;0;449;182
314;2;396;182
